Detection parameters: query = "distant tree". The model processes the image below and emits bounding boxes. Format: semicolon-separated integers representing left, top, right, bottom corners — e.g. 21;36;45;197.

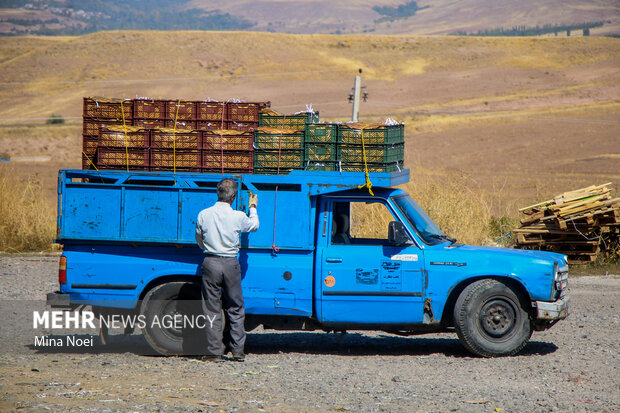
372;1;429;22
449;21;604;37
46;114;65;124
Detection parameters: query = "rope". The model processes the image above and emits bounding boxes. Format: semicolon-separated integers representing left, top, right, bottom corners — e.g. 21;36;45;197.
81;151;104;183
172;99;180;173
357;128;374;196
81;151;99;171
121;101;129;172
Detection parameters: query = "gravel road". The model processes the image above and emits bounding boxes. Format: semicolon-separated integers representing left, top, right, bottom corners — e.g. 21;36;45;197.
0;255;618;412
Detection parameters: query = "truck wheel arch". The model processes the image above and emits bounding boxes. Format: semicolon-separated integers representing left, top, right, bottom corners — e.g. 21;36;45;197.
440;276;533;328
138;275;201;302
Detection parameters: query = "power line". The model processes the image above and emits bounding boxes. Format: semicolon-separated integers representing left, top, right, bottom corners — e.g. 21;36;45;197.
0;69;352;87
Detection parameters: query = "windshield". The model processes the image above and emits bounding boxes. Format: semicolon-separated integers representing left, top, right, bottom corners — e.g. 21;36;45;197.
391;193;447;245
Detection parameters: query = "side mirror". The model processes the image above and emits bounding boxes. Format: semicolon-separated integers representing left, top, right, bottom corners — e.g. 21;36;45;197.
388;221;411;246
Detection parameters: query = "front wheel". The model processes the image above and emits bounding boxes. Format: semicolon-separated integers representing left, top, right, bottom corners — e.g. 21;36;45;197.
454;279;532;357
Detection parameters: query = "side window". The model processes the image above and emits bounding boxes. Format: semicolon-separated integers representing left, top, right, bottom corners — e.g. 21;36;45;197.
331;200;397;245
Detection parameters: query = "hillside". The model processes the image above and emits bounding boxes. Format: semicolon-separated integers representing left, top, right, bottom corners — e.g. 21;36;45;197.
191;0;620;36
0;31;618;213
1;0;618;36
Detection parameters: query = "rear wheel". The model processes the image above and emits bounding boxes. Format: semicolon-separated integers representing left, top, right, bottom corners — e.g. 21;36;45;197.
140;281;204;355
454;279;532;357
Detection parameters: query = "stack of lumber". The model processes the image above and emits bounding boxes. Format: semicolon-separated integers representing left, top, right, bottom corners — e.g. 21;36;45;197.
514;183;620;264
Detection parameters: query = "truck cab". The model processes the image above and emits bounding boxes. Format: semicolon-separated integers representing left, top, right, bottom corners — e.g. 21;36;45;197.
48;169;569;357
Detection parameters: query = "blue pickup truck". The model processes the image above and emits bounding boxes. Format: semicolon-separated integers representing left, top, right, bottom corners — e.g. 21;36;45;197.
48;168;569;357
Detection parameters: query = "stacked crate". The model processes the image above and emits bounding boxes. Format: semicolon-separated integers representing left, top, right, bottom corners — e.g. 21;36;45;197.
164;100;197;130
338;123;405;173
304;123;338;171
82;97;407;175
82;97;133;169
202;129;254;173
150;129;202;172
227;101;270;131
253;127;305;174
255;108;320;174
196;100;227;131
132;99;167;130
96;126;149;171
258;108;319;130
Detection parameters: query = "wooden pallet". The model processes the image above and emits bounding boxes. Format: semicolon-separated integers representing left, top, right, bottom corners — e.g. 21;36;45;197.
515;183;619;264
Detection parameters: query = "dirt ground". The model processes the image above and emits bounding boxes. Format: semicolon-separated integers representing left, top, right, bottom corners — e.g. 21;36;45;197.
0;256;618;412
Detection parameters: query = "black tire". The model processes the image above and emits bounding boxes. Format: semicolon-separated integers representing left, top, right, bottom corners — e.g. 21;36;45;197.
140;281;204;356
453;279;532;357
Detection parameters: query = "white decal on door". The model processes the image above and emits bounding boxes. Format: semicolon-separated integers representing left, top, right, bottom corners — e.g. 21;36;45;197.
391;254;418;262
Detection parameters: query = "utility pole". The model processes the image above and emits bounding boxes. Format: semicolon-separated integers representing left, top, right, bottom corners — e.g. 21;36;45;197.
352;68;362;122
348;68;368;122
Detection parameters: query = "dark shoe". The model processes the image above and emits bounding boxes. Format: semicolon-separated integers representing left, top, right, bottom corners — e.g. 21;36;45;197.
231;353;245;362
201;355;225;363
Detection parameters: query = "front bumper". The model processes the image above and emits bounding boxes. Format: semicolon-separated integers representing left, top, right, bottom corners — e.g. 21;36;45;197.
533;296;569;330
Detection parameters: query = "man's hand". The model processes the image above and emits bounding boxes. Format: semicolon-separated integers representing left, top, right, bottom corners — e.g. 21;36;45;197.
248;192;258;208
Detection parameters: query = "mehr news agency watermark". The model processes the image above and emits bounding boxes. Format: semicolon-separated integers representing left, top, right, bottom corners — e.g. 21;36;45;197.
32;309;215;348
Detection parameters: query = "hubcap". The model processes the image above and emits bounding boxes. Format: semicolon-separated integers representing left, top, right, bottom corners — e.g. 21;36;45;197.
480;299;516;338
162;300;183;337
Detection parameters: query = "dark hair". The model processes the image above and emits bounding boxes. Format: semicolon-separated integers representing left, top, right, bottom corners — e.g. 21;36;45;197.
217;179;238;202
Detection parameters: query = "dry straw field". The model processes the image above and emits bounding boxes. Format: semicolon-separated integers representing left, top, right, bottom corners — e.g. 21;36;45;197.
0;32;618;253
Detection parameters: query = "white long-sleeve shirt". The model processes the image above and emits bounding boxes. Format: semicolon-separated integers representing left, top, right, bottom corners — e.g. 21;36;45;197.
195;201;259;257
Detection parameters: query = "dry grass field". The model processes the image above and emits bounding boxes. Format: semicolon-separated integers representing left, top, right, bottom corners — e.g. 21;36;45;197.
0;31;618;251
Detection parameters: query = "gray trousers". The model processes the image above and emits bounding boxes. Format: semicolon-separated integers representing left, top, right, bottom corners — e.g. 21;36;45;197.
201;255;246;356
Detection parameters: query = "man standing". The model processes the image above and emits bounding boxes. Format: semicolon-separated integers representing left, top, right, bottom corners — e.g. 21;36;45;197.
195;178;259;361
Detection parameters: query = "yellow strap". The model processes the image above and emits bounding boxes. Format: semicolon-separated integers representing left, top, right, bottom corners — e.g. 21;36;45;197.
81;151;99;171
82;151;105;183
357;128;374;196
172;99;180;173
121;101;129;172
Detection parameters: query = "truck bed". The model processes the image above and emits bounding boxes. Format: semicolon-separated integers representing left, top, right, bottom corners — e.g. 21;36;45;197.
56;169;410;248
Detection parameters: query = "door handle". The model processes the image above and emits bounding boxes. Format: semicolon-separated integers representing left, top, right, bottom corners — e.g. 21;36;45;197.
325;258;343;263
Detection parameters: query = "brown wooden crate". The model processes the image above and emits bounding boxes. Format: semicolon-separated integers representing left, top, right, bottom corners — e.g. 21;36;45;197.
83;118;125;137
133;99;166;119
202;150;253;170
151;129;201;150
97;148;149;168
196;101;226;121
202;130;253;151
83;97;133;120
165;100;196;121
150;149;201;169
98;127;149;148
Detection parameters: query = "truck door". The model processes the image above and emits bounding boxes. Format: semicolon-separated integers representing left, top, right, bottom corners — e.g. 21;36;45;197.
318;197;426;325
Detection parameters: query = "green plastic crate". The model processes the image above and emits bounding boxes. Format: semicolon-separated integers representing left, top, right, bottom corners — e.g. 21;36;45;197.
254;150;304;169
337;143;404;164
259;110;319;130
254;129;304;150
305;143;337;162
305;123;337;144
340;161;404;173
338;123;404;145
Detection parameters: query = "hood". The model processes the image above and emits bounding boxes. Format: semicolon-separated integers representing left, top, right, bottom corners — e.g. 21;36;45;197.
450;244;568;267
